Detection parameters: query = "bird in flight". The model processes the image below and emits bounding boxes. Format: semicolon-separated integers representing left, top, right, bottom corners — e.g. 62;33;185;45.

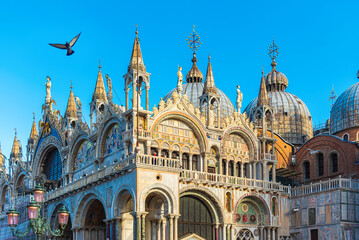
307;148;319;155
49;33;81;56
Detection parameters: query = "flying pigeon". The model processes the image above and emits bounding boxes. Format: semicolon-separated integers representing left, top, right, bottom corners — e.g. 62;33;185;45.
307;148;319;155
49;33;81;56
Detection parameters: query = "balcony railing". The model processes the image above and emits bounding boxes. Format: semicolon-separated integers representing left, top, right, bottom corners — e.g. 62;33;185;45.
180;170;291;194
45;154;180;201
261;153;276;161
291;177;359;197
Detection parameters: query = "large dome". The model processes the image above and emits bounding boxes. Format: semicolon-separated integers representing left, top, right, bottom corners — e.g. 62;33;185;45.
330;82;359;134
244;88;313;145
163;83;235;118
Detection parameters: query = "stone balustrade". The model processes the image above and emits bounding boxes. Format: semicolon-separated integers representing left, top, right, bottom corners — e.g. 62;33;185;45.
260;153;276;161
45;154;180;201
180;170;291;194
291;177;359;197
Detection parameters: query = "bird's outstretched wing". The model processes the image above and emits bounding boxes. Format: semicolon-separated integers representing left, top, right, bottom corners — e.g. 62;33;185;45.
69;32;81;47
49;43;67;49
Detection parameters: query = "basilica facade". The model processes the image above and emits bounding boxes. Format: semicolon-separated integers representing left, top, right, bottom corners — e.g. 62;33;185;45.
0;29;358;240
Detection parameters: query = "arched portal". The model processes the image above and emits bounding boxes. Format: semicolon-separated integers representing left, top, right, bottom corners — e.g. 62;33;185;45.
50;204;73;240
39;147;62;189
77;198;106;240
114;189;134;240
144;192;170;239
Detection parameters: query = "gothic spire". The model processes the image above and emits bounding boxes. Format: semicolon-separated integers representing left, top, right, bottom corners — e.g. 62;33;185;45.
65;83;78;119
257;67;269;107
92;61;108;102
129;26;145;71
203;54;217;94
29;113;38;144
11;129;21;160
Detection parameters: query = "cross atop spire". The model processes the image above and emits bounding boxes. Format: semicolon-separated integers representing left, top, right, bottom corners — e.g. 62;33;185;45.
329;84;337;108
186;25;202;54
268;39;279;69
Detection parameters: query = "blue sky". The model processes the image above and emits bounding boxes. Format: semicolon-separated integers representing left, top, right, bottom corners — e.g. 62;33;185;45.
1;0;359;157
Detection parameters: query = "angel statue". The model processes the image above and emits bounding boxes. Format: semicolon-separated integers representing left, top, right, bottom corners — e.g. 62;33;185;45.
105;74;113;101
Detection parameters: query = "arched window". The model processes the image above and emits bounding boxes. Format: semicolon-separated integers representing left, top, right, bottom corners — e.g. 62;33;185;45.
236;162;241;177
222;159;227;175
43;148;62;181
316;153;324;177
179;196;213;239
343;134;349;141
229;161;234;176
329;152;338;173
303;161;310;180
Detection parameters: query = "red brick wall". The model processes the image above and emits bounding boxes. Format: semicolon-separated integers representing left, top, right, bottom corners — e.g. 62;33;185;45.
294;135;359;184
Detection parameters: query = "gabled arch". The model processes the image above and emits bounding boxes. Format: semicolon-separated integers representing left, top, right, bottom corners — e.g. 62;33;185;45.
33;136;62;178
150;111;208;152
221;127;258;160
97;116;124;158
68;134;93;172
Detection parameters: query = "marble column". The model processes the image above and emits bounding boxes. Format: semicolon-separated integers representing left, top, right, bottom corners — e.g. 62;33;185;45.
241;163;244;178
189;154;193;171
263;161;268;181
272;163;277;182
167;215;174;240
222;224;227;240
141;212;147;240
226;160;229;176
125;89;129;111
146;87;149;111
156;219;161;240
161;219;166;240
253;162;257;179
215;224;219;240
174;215;179;240
219;159;223;175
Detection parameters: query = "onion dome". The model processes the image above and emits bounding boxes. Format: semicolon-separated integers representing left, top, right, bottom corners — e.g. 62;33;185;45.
265;60;289;91
186;53;203;83
244;41;313;145
92;62;108;102
330;78;359;134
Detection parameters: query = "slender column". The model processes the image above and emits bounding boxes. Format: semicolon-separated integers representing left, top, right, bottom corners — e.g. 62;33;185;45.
161;219;166;240
174;215;179;240
226;160;229;176
249;163;252;179
241;163;244;178
167;215;174;240
222;224;227;240
131;212;141;240
189;154;193;171
146;87;149;111
219;159;223;175
156;219;161;240
263;161;268;181
271;227;275;240
272;163;277;182
253;162;257;179
125;88;129;111
203;155;207;172
215;224;219;240
233;162;237;177
141;212;147;240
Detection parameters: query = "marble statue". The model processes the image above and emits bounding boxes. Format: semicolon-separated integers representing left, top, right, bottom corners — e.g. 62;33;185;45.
45;76;51;104
236;85;243;111
106;74;113;101
177;66;183;94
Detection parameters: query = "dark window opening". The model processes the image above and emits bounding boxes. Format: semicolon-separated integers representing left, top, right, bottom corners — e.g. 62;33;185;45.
317;153;324;177
44;148;62;181
304;161;310;179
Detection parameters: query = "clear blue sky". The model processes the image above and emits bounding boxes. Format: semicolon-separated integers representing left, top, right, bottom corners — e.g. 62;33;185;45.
1;0;359;157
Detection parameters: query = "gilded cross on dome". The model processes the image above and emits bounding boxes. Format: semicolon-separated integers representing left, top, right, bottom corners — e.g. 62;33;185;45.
186;25;202;53
268;39;279;69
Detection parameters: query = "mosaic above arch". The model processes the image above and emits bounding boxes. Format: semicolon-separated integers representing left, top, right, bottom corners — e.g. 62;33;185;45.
104;124;123;155
224;133;250;159
74;140;94;170
153;119;200;149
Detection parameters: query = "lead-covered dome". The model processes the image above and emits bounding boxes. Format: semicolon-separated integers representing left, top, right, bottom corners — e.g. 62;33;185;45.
330;81;359;134
244;91;313;145
244;57;313;146
164;83;235;118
